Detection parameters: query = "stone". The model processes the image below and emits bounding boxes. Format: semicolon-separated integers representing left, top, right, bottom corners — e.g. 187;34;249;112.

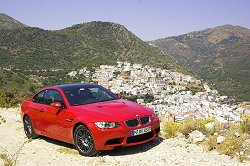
214;132;218;136
234;132;240;137
214;117;229;130
189;130;205;143
243;139;250;147
204;137;209;141
217;135;226;144
205;122;214;131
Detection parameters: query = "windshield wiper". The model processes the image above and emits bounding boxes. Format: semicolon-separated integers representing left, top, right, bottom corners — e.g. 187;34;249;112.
98;98;117;103
70;98;117;106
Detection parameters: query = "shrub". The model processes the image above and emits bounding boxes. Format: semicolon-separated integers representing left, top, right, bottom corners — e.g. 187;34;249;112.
163;121;181;138
179;118;214;137
205;135;217;151
203;122;250;161
240;114;250;134
186;84;205;94
162;117;250;161
206;123;221;136
217;137;241;157
162;118;214;138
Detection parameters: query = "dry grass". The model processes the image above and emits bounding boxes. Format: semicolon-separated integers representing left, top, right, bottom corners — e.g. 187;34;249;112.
203;121;250;161
0;153;16;166
179;118;214;137
56;147;78;155
0;138;33;166
163;121;181;138
162;115;250;161
240;114;250;134
0;115;6;124
205;135;217;151
217;137;241;156
163;118;214;138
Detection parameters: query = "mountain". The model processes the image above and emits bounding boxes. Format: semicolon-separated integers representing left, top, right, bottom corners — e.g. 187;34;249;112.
0;13;26;29
149;25;250;101
0;19;186;71
0;14;188;107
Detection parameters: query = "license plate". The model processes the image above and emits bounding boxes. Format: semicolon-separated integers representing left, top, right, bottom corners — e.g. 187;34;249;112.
131;126;151;136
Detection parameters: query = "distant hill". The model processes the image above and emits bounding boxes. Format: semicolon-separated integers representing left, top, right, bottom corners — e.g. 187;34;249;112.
0;13;26;29
149;25;250;101
0;14;188;107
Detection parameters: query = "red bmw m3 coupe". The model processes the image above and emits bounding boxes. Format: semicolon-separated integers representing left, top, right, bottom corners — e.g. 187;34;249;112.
21;84;160;156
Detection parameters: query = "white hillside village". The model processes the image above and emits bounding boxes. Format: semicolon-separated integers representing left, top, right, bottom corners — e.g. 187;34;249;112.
67;61;249;123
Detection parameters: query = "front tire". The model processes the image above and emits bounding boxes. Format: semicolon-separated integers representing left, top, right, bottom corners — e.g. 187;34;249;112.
23;116;38;139
74;125;98;156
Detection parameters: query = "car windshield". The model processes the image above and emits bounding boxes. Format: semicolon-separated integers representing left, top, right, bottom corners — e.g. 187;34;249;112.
62;85;118;106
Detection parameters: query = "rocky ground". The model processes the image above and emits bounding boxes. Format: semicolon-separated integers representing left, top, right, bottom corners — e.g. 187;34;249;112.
0;108;249;166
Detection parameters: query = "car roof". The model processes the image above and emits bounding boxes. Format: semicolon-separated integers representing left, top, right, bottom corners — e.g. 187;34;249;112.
51;83;99;91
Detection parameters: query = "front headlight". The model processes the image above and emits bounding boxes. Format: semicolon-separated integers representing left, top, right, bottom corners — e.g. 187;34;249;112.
94;122;120;129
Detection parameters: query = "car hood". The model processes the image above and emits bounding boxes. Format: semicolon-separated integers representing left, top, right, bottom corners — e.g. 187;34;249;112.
73;99;153;122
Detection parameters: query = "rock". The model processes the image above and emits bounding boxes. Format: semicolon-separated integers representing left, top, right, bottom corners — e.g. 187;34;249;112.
189;130;205;143
217;135;226;144
205;122;214;131
243;139;250;147
214;132;219;136
234;132;240;137
204;137;209;141
214;117;229;130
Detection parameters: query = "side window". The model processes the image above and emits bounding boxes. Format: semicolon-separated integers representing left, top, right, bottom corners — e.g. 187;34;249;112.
33;91;45;104
44;90;65;106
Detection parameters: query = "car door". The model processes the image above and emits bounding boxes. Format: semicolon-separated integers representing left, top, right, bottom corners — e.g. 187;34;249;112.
28;90;46;134
42;89;73;140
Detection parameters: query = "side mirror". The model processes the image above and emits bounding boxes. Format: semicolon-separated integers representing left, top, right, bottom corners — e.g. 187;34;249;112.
51;102;62;108
116;94;123;99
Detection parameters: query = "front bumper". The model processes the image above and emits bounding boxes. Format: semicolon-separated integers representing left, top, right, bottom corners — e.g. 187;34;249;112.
87;117;160;150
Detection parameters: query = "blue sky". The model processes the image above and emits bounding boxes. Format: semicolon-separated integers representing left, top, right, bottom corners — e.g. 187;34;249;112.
1;0;250;40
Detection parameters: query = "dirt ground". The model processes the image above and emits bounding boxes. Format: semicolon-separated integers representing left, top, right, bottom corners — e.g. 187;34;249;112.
0;108;249;166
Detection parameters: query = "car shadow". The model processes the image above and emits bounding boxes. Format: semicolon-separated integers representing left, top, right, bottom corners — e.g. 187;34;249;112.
101;137;164;156
39;136;75;149
37;136;164;156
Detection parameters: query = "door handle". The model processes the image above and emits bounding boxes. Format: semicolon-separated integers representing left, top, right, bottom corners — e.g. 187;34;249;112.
66;118;73;122
40;109;44;112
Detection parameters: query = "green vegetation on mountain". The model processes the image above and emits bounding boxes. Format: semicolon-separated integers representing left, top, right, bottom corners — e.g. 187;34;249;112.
149;25;250;101
0;69;38;107
0;15;185;71
0;13;26;29
0;13;188;107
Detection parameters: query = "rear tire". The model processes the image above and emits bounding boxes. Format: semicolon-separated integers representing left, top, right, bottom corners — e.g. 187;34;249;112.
74;125;98;156
23;116;38;139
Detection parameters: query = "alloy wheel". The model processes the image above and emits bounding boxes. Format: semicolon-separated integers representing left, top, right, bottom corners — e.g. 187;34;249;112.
75;128;94;153
24;116;33;137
